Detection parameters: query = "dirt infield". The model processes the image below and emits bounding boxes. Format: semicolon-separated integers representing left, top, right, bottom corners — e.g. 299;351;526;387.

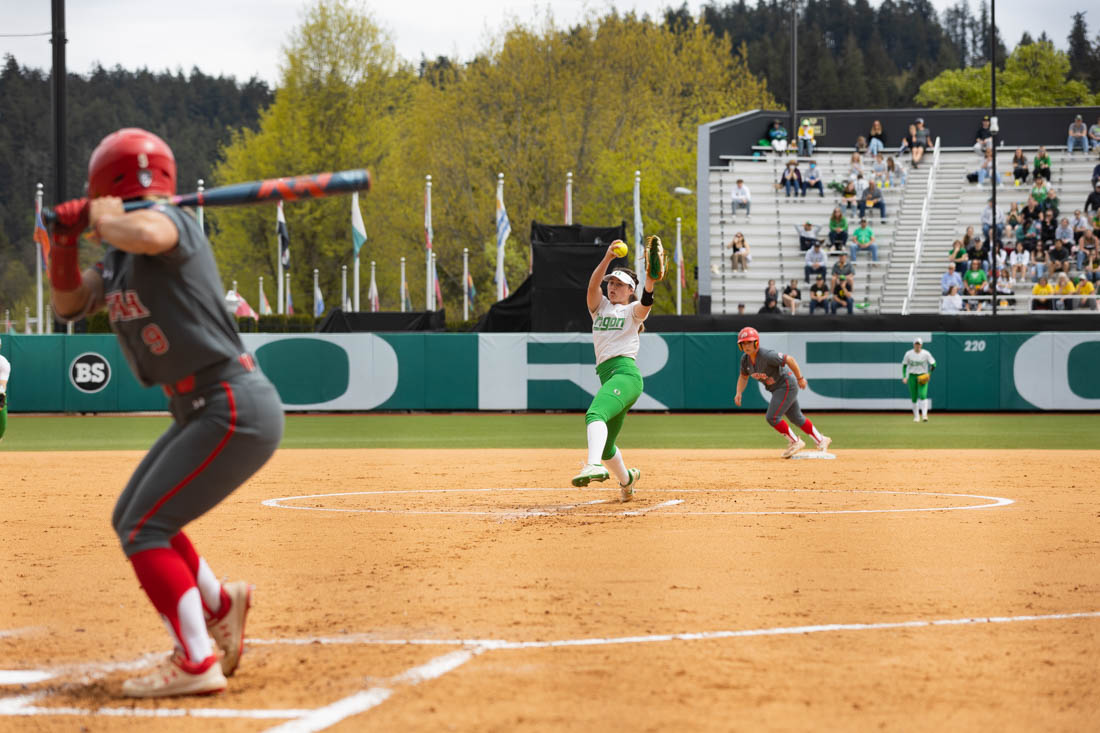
2;448;1098;731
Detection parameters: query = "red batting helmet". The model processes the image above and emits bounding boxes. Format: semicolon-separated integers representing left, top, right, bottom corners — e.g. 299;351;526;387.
737;326;760;344
87;128;176;200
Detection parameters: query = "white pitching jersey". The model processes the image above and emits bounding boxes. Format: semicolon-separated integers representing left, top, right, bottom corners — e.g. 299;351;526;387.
591;296;645;365
0;354;9;393
902;349;936;376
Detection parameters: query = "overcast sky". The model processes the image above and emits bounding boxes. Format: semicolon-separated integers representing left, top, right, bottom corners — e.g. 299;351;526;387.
0;0;1086;88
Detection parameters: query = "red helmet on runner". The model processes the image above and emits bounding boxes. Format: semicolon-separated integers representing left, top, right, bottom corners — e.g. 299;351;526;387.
87;128;177;200
737;326;760;345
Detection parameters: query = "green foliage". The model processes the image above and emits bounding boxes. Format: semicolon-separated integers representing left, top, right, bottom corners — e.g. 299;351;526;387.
86;311;112;333
916;41;1100;107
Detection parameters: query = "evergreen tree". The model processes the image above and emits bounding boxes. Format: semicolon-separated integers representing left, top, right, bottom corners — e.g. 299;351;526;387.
1067;12;1093;83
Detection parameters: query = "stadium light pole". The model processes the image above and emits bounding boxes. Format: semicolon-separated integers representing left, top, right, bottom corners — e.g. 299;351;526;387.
990;0;998;315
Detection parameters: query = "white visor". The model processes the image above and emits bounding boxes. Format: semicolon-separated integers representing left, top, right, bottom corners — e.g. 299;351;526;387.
913;337;923;345
603;270;637;289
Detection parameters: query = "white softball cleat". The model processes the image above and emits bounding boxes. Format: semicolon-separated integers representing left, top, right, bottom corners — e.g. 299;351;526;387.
815;435;832;453
122;650;226;698
619;468;641;503
572;463;610;488
782;437;805;458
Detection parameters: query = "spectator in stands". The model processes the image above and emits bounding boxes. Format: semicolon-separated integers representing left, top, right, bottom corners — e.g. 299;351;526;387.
1048;238;1071;274
868;120;887;157
1033;146;1052;182
854;173;870;200
1055;216;1075;251
1006;202;1022;233
828;207;849;251
1011;148;1029;186
808;275;831;314
898;124;915;162
965;227;988;268
871;153;887;186
1092;209;1100;238
780;160;803;198
1021;197;1043;229
759;298;781;314
974;148;996;186
840;179;858;212
963;259;989;311
995;268;1016;307
1085;256;1100;284
795;220;822;251
1009;242;1030;283
1068;114;1090;154
832;277;854;314
764;279;779;305
912;118;931;167
981;199;1005;242
1039;209;1058;246
737;303;746;314
1076;274;1096;310
1085;183;1100;216
1030;177;1051;207
1092;160;1100;188
857;136;871;156
730;232;751;273
1055;272;1076;309
858;180;886;222
782;279;802;314
1030;243;1050;281
1043;187;1061;219
941;284;964;314
730;178;751;221
1089;117;1100;157
886;157;905;188
848;151;864;179
973;116;993;155
1018;218;1040;253
949;239;969;273
797;119;816;157
768;119;789;153
1078;231;1099;272
805;241;827;282
1031;275;1054;310
850;218;878;263
831;252;855;293
942;263;964;294
802;161;824;197
991;243;1009;274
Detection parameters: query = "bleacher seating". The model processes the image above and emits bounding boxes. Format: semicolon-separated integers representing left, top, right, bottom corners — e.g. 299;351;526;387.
708;149;905;314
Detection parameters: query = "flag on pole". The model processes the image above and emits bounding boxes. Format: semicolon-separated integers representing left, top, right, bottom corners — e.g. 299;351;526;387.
675;230;686;288
34;198;51;271
402;279;413;312
286;287;294;315
368;268;380;312
259;285;272;316
466;271;477;303
633;171;644;277
495;175;511;301
351;192;367;257
277;201;290;271
432;255;444;308
313;281;325;317
233;290;259;321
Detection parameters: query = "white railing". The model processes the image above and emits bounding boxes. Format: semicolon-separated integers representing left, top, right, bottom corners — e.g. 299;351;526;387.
939;291;1097;313
901;137;942;315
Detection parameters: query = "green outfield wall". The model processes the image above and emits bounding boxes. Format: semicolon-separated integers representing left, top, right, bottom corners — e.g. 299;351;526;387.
1;331;1097;413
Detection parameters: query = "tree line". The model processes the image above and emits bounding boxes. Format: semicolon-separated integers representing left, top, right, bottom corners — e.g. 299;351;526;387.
2;0;1099;322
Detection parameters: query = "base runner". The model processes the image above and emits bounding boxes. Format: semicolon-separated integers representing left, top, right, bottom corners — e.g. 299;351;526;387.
571;241;655;502
734;327;831;458
901;337;936;422
49;128;284;697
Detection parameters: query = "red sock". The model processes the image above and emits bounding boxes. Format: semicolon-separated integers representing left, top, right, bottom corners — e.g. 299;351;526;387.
170;532;228;619
129;547;212;663
800;418;822;441
772;420;795;441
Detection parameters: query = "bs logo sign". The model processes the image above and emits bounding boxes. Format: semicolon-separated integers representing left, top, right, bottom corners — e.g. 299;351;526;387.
70;352;111;394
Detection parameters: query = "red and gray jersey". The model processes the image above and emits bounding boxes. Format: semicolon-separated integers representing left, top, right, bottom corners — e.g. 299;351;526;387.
740;347;794;392
97;204;243;388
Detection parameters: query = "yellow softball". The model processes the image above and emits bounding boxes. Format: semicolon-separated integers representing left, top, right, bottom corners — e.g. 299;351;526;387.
611;241;629;258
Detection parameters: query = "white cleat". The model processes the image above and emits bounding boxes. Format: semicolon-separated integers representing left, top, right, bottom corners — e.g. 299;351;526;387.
922;415;929;422
619;468;641;503
914;416;920;422
815;435;832;453
782;437;806;458
572;463;610;488
121;651;226;698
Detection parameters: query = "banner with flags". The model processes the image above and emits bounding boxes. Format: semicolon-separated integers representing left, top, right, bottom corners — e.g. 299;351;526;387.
495;175;511;301
351;192;367;257
313;280;325;317
277;201;290;271
34;197;51;271
259;285;272;316
368;268;380;312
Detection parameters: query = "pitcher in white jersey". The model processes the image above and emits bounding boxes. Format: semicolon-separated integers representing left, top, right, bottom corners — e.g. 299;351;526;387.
901;337;937;421
571;241;655;501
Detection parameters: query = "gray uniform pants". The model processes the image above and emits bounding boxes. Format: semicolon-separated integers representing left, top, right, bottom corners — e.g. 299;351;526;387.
112;369;284;556
765;375;806;427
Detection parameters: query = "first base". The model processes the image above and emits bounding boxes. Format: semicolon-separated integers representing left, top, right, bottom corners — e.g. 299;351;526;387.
790;451;836;460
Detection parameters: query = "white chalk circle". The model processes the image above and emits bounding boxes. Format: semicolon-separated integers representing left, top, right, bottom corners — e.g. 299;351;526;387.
0;670;53;685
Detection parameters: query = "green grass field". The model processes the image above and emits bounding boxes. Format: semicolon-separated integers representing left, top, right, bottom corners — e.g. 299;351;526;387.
1;412;1096;451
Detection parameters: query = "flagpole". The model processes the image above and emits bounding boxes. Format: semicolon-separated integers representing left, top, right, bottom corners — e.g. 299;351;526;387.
565;171;573;225
277;202;285;314
676;216;683;316
35;182;44;334
196;179;205;233
633;170;644;278
496;172;510;302
341;265;348;311
354;259;360;311
313;268;320;317
285;272;291;315
430;251;437;311
259;275;264;315
370;260;377;312
425;175;433;311
400;256;407;313
463;247;469;321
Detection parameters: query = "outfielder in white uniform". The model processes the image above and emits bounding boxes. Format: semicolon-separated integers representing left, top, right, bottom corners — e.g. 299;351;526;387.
901;337;936;422
0;336;10;442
